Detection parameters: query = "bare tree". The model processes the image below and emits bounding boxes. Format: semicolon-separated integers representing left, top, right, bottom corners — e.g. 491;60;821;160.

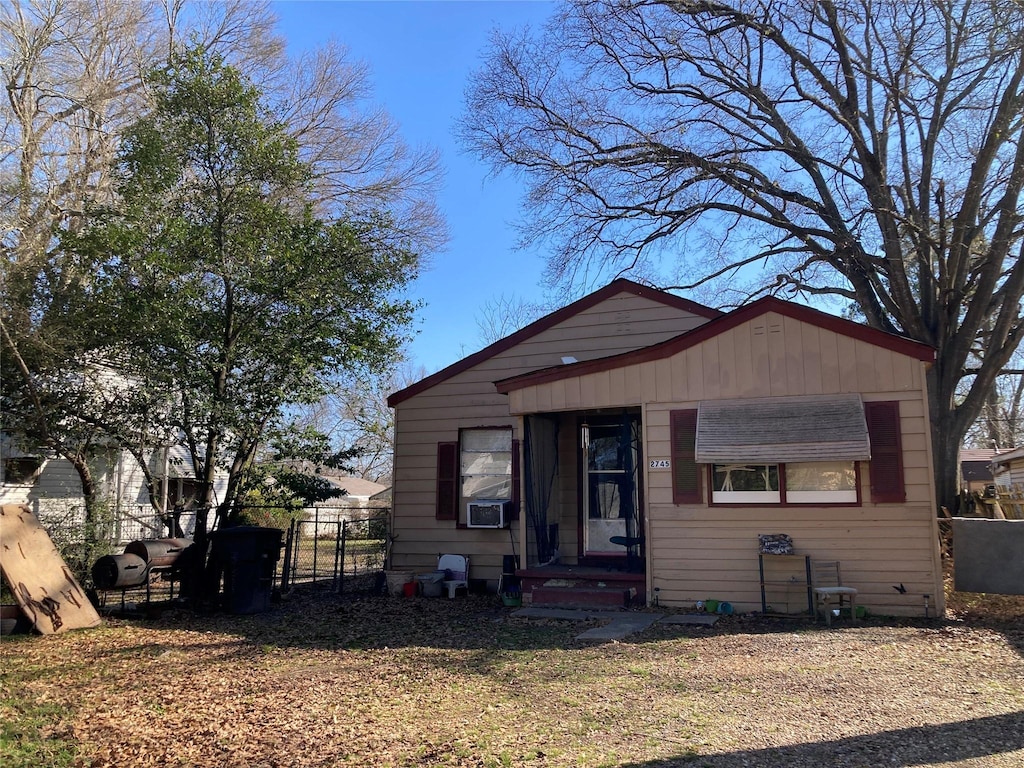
295;359;429;485
1;1;280;273
462;0;1024;512
475;293;550;345
2;0;173;531
964;348;1024;450
978;378;1024;451
268;42;447;253
2;0;443;275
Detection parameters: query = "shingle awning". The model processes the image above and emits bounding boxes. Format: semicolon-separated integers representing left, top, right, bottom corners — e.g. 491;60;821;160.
695;394;870;464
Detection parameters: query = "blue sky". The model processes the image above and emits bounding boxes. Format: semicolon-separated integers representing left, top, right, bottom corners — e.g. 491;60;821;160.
273;1;557;375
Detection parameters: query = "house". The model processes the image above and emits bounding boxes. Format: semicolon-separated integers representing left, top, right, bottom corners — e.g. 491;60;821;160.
387;280;944;617
325;475;390;503
990;447;1024;489
959;448;999;495
299;473;390;536
0;433;227;543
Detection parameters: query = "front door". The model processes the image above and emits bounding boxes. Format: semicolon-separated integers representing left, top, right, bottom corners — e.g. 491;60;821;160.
581;415;642;564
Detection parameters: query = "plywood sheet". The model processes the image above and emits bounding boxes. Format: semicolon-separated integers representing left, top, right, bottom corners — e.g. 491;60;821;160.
0;504;101;634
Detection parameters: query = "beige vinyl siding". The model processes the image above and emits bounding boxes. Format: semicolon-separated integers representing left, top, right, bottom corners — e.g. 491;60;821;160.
552;419;580;565
644;389;939;616
1011;464;1024;487
995;457;1024;488
390;291;712;583
505;310;942;616
646;508;940;614
508;311;925;413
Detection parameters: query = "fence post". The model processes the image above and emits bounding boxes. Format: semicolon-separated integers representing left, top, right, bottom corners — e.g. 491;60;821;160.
290;518;301;586
335;519;345;594
311;507;319;582
281;518;294;591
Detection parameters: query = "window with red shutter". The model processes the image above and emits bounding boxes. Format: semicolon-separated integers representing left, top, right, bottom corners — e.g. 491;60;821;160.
435;441;458;520
865;401;905;503
671;409;702;504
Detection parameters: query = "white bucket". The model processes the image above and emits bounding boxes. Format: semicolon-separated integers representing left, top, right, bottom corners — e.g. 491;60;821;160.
385;570;414;596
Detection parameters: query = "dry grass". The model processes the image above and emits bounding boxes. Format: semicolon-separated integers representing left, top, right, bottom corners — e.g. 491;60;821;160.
2;583;1023;768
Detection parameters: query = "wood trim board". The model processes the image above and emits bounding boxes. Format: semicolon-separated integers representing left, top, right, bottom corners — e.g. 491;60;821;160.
0;504;101;634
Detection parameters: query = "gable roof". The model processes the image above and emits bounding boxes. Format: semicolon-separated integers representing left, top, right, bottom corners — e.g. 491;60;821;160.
960;448;1000;462
329;476;389;498
991;447;1024;468
387;279;721;407
495;295;935;394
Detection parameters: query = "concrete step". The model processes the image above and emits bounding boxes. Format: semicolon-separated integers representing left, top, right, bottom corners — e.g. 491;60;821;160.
530;585;637;609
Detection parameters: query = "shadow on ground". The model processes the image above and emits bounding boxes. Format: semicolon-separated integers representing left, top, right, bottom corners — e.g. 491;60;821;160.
620;710;1024;768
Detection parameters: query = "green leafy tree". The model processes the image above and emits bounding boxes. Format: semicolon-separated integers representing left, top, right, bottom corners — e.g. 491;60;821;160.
463;0;1024;512
0;0;282;536
65;49;418;534
1;1;443;537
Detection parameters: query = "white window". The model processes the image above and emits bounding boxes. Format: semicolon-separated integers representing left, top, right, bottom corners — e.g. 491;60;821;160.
2;457;44;486
785;461;857;503
713;464;781;503
461;428;512;501
711;461;858;504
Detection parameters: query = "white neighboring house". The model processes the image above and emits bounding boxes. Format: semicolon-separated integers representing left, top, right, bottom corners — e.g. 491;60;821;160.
328;475;391;504
959;448;999;494
300;473;390;536
0;432;228;544
991;447;1024;489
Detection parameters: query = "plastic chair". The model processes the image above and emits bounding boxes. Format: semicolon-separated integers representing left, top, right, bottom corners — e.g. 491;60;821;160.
438;554;469;599
811;560;858;626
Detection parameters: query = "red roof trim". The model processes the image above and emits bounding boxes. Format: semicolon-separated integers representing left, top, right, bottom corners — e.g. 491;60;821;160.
495;296;935;394
386;279;721;406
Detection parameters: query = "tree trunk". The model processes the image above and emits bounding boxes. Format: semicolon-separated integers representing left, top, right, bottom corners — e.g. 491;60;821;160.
64;452;105;579
927;367;974;518
931;424;962;518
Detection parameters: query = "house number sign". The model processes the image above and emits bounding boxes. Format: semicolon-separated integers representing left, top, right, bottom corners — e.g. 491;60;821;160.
649;459;671;469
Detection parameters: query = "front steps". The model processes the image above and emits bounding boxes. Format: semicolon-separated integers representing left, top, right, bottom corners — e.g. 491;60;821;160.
518;566;646;609
530;585;637;609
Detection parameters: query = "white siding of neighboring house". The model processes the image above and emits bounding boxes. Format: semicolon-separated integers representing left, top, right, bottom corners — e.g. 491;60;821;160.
1;443;228;544
992;449;1024;489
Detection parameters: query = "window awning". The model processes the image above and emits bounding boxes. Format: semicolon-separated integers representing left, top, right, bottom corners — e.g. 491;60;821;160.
695;394;870;464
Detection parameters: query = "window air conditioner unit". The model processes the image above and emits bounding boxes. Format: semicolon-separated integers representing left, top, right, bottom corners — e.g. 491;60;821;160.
466;500;508;528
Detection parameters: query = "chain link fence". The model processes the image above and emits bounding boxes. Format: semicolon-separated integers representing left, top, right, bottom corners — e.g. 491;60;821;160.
15;503;390;609
280;506;390;594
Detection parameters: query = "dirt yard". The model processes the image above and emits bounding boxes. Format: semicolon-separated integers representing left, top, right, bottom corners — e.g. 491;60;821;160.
2;586;1023;768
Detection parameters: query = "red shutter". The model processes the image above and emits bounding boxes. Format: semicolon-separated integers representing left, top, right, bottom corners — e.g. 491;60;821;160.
508;438;521;521
671;409;701;504
865;401;905;503
436;441;458;520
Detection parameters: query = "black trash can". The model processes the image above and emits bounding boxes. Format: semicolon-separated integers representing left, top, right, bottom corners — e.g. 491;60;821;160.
210;526;282;614
500;554;520;596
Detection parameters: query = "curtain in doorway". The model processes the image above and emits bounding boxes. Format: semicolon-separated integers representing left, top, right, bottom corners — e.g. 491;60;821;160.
625;416;642;548
524;415;559;564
